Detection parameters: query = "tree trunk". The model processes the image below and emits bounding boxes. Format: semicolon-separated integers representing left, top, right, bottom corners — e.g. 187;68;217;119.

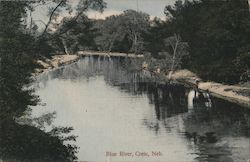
29;10;33;34
62;39;69;55
168;35;179;79
134;33;138;54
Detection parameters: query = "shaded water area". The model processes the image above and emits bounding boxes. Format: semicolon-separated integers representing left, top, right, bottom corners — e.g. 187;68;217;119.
32;56;250;162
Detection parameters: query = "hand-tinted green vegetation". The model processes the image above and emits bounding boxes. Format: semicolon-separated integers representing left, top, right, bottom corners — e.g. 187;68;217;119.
0;1;76;161
0;0;105;161
0;0;249;161
92;0;250;84
24;0;248;84
145;0;250;83
94;10;150;54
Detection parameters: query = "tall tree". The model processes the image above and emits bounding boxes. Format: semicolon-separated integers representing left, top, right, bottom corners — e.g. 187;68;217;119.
25;0;106;55
95;15;127;52
95;10;150;54
0;1;78;161
0;1;38;119
123;10;150;54
163;0;250;83
164;34;189;79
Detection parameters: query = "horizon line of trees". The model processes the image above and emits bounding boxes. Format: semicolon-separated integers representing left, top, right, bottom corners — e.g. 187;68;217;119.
54;0;249;84
89;0;249;84
0;0;249;160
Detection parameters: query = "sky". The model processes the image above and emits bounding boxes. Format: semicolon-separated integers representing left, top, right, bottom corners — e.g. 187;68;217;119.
33;0;177;29
87;0;176;19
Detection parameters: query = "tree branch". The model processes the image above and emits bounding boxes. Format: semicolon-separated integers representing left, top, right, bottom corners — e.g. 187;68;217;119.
41;0;65;36
59;4;89;34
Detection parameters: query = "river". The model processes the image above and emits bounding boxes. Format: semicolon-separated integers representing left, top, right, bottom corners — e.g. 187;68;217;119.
32;56;250;162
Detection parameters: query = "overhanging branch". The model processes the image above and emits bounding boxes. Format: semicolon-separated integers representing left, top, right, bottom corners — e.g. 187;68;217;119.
41;0;65;37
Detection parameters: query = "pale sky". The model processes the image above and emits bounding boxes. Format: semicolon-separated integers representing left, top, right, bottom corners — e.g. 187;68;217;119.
88;0;176;19
33;0;177;29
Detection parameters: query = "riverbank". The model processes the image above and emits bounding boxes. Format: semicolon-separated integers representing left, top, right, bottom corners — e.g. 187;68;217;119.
34;52;144;75
35;55;80;75
35;54;249;109
171;69;250;108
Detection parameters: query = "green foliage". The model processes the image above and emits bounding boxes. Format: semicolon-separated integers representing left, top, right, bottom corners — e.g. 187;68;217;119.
234;45;250;82
0;1;78;161
52;15;98;53
0;1;38;119
41;0;107;54
95;10;150;53
143;19;173;58
0;119;77;162
162;0;250;83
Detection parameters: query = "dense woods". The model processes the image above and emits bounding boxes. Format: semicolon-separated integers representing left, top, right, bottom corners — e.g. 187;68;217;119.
164;0;249;83
94;10;150;54
0;0;105;161
0;0;249;161
10;0;247;84
161;0;250;83
0;1;76;161
93;0;250;84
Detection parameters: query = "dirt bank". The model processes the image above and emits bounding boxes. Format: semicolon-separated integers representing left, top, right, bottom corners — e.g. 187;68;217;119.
171;69;250;108
35;54;249;108
77;51;144;58
34;55;80;75
34;52;144;76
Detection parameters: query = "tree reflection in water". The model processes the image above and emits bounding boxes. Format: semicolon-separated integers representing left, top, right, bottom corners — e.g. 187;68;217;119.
184;97;250;162
33;56;250;162
116;81;250;162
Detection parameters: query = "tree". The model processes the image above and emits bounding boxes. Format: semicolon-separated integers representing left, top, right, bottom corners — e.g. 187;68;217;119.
122;10;150;54
163;0;250;83
95;15;127;53
95;10;150;54
24;0;106;55
0;1;78;160
39;0;106;36
143;18;172;58
50;15;98;54
0;1;38;119
164;34;189;79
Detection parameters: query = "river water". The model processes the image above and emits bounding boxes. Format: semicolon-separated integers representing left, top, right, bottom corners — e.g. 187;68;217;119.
32;56;250;162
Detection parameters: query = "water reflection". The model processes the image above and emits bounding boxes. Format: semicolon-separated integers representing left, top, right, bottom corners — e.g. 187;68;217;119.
183;98;250;162
33;56;250;162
